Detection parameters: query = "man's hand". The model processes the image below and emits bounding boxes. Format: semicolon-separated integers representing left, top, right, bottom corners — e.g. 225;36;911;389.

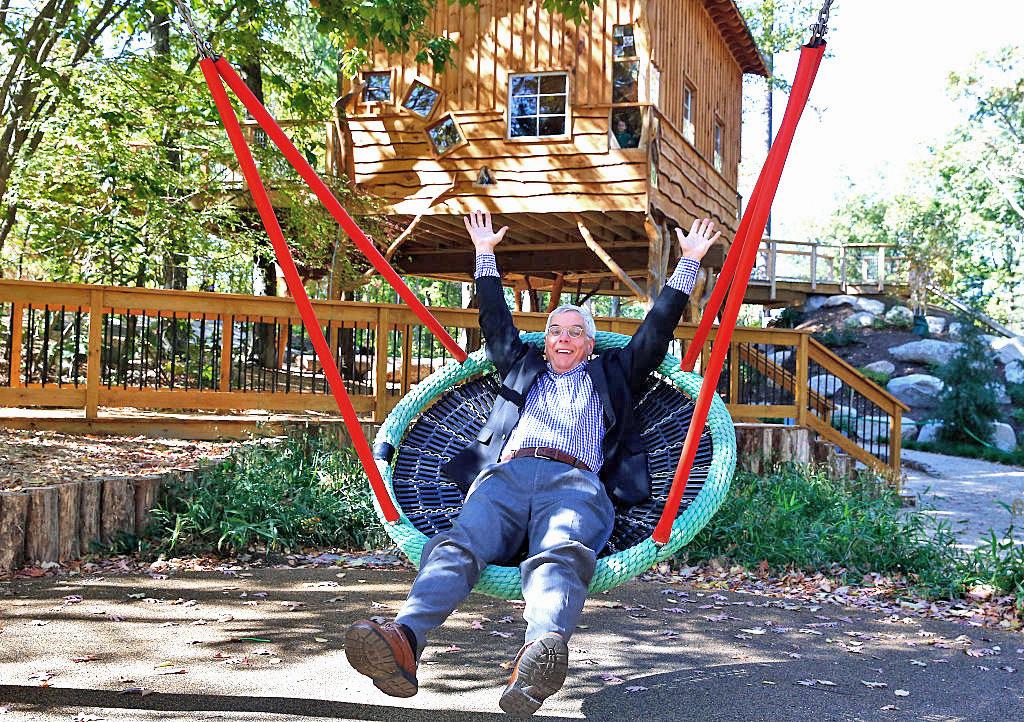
464;210;509;254
675;218;721;261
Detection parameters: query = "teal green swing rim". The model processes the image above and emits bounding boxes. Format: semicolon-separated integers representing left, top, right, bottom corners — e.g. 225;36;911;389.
373;330;737;600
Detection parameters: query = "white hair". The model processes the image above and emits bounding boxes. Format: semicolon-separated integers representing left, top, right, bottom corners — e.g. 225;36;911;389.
545;304;596;339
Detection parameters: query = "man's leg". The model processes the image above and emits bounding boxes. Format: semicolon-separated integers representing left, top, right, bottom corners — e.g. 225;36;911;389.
394;461;530;652
500;459;615;716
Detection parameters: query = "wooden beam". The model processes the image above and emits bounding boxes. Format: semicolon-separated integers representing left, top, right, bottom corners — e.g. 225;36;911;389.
575;214;648;302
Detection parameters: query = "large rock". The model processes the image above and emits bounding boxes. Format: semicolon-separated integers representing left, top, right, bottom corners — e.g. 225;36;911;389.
822;294;858;309
855;415;891;443
992;422;1018;453
917;421;943;444
886;374;944;407
862;360;895;376
856;298;886;315
888;339;962;366
1006;360;1024;385
990;382;1011;405
844;311;876;329
804;295;829;313
809;373;845;397
948;321;963;339
990;336;1024;365
768;349;792;366
885;305;914;327
925;315;947;335
901;418;919;441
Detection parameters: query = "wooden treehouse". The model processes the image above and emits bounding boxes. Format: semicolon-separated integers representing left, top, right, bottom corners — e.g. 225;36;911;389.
328;0;767;306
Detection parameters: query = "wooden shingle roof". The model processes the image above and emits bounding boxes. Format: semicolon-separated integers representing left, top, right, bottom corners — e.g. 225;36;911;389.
702;0;770;76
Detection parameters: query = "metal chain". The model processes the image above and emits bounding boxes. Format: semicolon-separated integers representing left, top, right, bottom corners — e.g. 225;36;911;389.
809;0;835;46
172;0;217;59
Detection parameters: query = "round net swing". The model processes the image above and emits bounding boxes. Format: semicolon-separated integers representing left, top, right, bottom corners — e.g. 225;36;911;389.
372;330;737;600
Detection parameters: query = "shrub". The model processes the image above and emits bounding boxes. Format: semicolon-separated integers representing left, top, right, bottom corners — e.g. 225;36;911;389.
813;327;858;348
934;319;1002;447
148;430;388;555
859;367;891;386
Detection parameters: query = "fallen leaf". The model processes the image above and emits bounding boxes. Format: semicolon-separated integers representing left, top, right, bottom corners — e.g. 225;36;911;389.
126;593;145;600
880;704;898;711
73;714;104;722
156;668;187;675
601;674;624;685
71;655;98;663
861;681;888;689
910;659;927;667
740;628;767;635
894;689;910;697
490;631;512;638
314;637;328;643
118;688;155;697
624;685;648;693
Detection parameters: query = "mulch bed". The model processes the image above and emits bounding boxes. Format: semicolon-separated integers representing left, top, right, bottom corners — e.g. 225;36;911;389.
0;429;240;492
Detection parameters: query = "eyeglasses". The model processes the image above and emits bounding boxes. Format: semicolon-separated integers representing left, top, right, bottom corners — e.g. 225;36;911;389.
546;324;585;339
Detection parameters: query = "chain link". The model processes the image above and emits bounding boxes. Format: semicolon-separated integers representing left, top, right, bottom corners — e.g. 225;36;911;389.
172;0;217;59
808;0;835;46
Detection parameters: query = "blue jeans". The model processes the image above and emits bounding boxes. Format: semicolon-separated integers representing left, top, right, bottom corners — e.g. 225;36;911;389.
394;457;616;654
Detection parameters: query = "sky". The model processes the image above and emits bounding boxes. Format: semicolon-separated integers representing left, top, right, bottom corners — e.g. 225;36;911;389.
741;0;1024;241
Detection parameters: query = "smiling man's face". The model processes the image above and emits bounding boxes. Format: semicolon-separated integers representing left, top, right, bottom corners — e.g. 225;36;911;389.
544;310;595;373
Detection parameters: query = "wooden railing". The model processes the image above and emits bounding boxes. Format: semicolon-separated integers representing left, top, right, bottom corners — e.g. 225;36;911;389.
752;239;911;299
0;278;906;477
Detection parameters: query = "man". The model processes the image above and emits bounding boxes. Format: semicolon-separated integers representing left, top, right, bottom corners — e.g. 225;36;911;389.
346;211;719;716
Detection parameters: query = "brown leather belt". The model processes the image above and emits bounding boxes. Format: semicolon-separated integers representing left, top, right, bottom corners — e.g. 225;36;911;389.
505;446;591;472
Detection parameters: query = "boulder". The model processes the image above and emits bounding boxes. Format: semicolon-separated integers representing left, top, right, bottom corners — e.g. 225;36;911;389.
844;311;876;329
885;305;914;327
990;336;1024;365
886;374;944;407
856;298;886;315
925;315;947;335
822;294;858;309
917;421;943;444
809;373;844;397
768;349;792;366
804;295;829;313
989;382;1011;405
948;321;963;339
855;415;891;443
992;422;1018;453
862;360;895;376
888;339;962;366
901;418;919;441
1006;360;1024;385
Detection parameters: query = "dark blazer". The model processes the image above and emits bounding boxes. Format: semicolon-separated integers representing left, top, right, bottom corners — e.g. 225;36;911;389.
442;273;690;506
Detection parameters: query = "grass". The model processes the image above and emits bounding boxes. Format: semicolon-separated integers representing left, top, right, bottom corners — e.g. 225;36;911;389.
144;430;389;556
684;464;1024;608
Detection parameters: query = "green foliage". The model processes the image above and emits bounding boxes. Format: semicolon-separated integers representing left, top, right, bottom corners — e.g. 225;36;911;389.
812;327;857;348
684;464;1024;606
903;438;1024;468
859;367;890;386
769;306;803;329
147;430;388;555
934;320;1002;446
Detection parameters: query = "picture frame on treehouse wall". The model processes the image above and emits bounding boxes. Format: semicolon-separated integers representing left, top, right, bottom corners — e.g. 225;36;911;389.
425;113;469;158
359;68;398;110
401;78;443;119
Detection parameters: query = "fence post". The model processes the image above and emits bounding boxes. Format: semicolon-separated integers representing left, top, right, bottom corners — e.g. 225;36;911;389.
219;313;233;392
796;333;809;426
890;408;902;488
728;340;740;405
85;289;103;419
768;240;777;301
374;309;391;423
810;245;818;291
877;246;886;292
840;246;847;292
8;303;23;388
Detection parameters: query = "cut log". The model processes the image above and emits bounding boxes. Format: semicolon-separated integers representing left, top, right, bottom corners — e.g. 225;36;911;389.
57;483;81;561
0;490;30;570
101;477;135;544
25;486;59;564
79;478;102;554
132;476;162;537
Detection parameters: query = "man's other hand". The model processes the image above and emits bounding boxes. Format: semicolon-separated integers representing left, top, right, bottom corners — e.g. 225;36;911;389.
464;210;509;254
675;218;721;261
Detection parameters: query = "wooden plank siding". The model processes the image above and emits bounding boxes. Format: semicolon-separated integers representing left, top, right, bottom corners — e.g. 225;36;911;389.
333;0;765;283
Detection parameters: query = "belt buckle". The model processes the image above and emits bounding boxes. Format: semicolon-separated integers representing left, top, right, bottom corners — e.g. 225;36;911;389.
533;448;555;462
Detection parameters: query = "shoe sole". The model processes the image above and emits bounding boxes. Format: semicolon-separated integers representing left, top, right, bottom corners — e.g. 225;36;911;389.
499;636;569;717
344;622;418;698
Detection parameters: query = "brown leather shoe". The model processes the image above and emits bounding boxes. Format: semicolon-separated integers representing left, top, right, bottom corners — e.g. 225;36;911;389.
344;619;418;697
499;633;568;717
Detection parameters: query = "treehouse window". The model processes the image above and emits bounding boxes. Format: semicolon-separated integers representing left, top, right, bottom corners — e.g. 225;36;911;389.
508;72;569;139
612;24;639;104
611;106;642;149
682;85;695;144
713;119;724;173
361;71;392;103
403;80;441;118
426;114;467;157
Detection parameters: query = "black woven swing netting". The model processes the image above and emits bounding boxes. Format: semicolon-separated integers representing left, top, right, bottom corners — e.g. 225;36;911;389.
390;372;715;557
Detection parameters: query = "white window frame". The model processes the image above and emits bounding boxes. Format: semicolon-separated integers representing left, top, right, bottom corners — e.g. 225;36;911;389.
506;71;572;142
682;84;696;145
713;117;724;173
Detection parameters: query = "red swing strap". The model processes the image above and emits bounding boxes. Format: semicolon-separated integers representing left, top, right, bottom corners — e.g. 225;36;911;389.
652;40;827;545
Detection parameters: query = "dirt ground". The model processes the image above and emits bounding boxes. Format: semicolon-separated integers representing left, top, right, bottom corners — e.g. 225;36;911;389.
0;429;238;491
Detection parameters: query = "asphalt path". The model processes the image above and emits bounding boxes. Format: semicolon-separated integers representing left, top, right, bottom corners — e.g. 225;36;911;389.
2;567;1022;721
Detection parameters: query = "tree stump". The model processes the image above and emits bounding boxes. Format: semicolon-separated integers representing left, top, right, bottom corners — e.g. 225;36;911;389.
101;477;135;544
0;490;29;570
25;486;59;564
79;479;102;554
132;476;162;536
57;483;81;561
